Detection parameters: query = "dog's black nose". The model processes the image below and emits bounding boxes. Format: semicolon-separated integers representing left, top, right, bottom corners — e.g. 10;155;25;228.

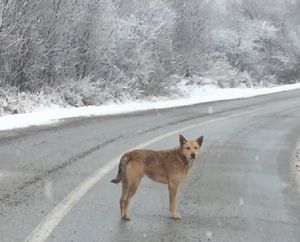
191;153;196;159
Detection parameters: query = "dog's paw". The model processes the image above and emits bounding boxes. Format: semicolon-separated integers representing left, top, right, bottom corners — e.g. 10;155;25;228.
171;211;182;220
121;216;131;221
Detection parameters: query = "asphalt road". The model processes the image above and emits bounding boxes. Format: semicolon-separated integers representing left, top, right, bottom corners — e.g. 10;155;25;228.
0;89;300;242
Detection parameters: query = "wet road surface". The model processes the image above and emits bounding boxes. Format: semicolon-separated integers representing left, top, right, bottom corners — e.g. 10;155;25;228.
0;89;300;242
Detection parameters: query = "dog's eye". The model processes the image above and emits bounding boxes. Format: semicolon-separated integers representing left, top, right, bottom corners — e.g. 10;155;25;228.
186;147;190;150
194;147;198;149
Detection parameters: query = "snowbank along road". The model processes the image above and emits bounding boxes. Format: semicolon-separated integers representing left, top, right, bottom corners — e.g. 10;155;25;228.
0;89;300;242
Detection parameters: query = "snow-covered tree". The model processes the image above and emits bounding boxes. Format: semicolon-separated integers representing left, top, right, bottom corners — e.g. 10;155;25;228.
1;0;300;114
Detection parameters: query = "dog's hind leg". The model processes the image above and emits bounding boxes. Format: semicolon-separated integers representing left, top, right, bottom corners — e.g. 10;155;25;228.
120;179;128;219
120;163;143;221
123;181;142;220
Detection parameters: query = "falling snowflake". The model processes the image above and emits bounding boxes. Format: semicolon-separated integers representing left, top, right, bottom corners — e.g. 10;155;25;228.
239;197;244;206
44;180;53;201
206;230;213;239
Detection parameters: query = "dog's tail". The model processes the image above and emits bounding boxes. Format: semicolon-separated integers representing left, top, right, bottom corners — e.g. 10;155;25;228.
110;154;130;184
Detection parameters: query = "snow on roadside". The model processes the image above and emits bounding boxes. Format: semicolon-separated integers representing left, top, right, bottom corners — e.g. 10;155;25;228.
1;83;300;131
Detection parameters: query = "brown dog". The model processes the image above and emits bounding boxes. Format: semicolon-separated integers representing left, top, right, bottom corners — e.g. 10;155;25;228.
111;135;204;220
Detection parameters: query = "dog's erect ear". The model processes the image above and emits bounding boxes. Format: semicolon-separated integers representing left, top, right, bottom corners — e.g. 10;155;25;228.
179;135;187;146
196;136;204;146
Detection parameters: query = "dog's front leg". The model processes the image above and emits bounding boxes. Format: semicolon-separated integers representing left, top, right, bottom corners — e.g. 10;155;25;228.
168;182;181;220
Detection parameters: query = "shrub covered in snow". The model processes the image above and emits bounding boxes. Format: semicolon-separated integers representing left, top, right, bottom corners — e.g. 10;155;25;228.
0;85;67;116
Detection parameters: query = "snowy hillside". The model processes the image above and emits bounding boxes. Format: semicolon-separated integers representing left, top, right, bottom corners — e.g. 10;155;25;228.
0;0;300;116
1;83;300;131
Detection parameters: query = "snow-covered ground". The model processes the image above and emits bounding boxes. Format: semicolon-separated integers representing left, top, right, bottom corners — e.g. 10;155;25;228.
1;83;300;131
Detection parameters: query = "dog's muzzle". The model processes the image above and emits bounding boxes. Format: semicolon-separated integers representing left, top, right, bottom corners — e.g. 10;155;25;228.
191;153;196;159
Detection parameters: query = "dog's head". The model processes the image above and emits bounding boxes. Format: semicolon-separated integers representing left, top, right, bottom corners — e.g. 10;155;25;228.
179;135;203;165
